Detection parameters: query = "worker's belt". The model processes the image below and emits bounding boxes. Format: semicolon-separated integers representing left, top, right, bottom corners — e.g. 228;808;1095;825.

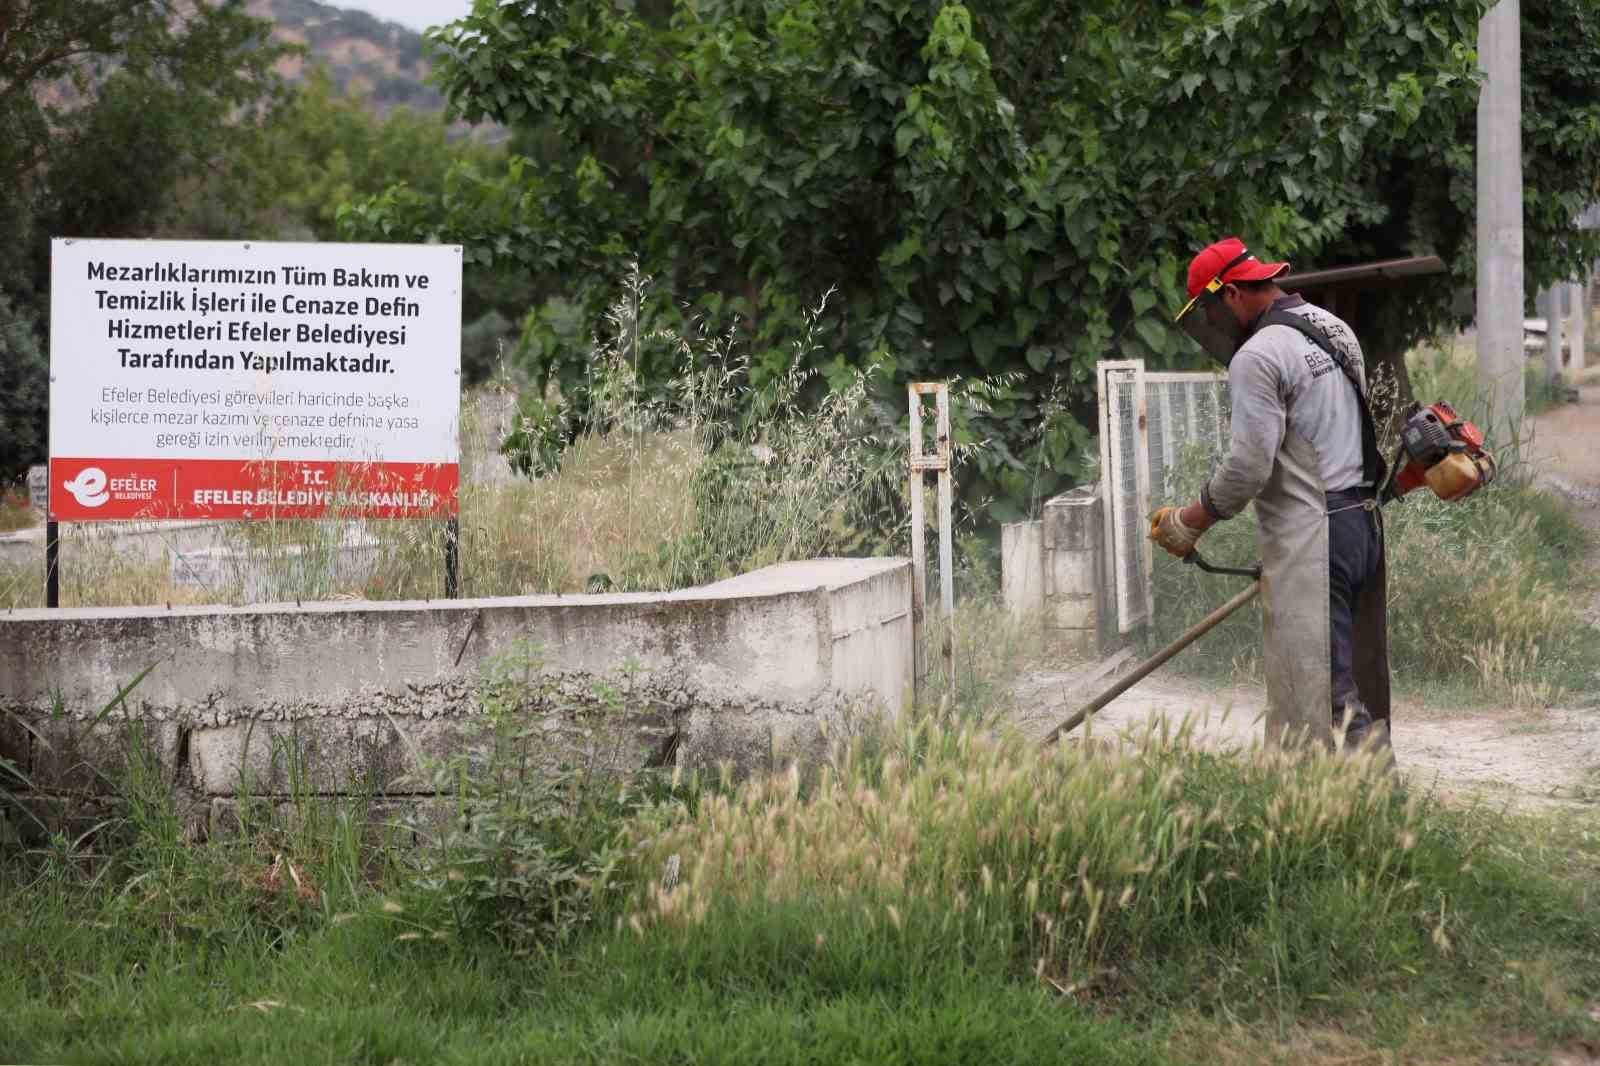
1325;486;1378;514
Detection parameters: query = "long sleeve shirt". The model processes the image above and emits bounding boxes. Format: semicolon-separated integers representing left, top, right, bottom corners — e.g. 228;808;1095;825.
1202;296;1369;520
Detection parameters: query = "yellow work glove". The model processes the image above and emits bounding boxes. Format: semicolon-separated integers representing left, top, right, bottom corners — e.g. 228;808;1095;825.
1149;505;1202;559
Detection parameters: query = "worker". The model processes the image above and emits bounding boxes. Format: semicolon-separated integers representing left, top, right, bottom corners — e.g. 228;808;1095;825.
1150;237;1391;758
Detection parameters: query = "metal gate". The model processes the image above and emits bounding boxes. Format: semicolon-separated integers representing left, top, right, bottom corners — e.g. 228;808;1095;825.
1097;361;1230;633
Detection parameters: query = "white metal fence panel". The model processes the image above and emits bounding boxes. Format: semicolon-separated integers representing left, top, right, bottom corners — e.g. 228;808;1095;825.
1096;362;1150;632
1098;362;1230;634
1144;372;1230;501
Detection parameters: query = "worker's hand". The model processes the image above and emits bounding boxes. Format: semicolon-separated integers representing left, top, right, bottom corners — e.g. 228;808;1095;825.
1149;505;1204;559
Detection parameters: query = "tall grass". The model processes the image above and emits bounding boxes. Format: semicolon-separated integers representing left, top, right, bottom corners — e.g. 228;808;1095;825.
5;667;1600;1063
619;719;1426;982
507;270;914;591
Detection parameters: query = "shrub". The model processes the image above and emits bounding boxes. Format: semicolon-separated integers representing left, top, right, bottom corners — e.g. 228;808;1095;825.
390;641;676;954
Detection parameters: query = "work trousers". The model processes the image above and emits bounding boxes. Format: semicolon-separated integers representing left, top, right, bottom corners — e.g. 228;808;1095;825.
1325;490;1383;711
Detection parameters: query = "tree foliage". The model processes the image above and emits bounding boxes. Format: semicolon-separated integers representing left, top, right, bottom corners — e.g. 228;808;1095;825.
1317;0;1600;397
244;69;529;382
341;0;1494;517
0;0;289;267
0;0;289;477
250;68;499;242
0;292;48;477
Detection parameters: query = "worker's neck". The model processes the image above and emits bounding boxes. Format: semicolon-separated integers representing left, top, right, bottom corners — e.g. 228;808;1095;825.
1241;285;1287;317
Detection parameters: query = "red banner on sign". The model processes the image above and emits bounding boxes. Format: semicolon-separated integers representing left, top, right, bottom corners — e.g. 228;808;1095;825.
48;457;459;521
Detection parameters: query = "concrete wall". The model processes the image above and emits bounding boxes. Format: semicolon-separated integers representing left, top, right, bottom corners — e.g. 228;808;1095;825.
1;558;913;828
1002;485;1114;655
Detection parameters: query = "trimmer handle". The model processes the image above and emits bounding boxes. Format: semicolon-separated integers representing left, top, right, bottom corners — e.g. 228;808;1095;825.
1183;551;1262;580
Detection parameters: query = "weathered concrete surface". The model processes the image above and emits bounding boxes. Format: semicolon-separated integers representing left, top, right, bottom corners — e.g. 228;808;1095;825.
690;559;914;768
1001;522;1044;621
1;558;913;798
1001;487;1115;656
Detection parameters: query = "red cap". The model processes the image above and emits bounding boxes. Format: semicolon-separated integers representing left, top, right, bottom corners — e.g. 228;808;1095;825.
1185;237;1289;300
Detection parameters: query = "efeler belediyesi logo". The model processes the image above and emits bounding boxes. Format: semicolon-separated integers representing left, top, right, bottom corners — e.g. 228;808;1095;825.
63;466;110;508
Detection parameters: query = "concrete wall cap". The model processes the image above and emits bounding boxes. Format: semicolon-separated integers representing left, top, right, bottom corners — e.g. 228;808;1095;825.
0;558;914;624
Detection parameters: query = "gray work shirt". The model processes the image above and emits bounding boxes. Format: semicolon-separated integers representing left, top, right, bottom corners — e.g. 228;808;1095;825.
1202;295;1368;520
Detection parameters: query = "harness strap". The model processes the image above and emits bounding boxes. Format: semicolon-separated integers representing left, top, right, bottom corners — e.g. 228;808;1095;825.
1257;310;1388;490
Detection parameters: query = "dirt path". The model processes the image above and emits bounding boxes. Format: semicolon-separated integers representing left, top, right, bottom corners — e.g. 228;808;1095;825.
1009;381;1600;811
1535;378;1600;627
1011;669;1599;808
1531;379;1600;503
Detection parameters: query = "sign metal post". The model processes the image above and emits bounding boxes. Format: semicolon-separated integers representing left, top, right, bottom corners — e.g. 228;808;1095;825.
908;382;955;694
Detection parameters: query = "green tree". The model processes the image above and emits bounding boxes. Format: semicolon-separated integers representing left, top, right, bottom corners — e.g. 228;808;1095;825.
246;68;532;384
1;0;289;269
250;68;496;241
259;67;631;386
0;293;48;478
341;0;1488;518
1312;0;1600;403
0;0;289;477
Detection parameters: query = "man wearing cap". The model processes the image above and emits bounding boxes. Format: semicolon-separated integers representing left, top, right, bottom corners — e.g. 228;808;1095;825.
1150;237;1390;757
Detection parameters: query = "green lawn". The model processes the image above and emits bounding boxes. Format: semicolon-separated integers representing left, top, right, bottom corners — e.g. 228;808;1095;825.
4;714;1599;1065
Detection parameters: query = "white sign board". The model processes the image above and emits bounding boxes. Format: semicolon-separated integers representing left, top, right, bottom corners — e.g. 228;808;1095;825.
49;238;462;521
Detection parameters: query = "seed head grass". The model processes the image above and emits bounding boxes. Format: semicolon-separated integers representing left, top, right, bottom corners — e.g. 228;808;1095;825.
612;714;1495;997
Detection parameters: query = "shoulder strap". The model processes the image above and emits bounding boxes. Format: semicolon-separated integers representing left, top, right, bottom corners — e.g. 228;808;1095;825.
1259;310;1364;395
1257;309;1387;488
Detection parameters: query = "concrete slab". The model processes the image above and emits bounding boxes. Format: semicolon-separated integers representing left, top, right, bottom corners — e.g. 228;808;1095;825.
696;557;908;595
0;519;237;566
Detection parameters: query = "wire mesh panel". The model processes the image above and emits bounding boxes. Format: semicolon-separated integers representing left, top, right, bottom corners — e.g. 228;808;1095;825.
1097;362;1149;632
1098;363;1230;634
1145;373;1230;501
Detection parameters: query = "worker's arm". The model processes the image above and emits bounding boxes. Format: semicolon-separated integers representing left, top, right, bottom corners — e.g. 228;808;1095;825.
1199;345;1286;521
1151;343;1285;559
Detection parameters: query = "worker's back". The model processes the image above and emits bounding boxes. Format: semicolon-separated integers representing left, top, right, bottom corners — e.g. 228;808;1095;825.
1224;295;1369;503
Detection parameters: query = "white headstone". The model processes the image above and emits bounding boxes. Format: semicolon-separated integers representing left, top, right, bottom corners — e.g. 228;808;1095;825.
26;465;48;513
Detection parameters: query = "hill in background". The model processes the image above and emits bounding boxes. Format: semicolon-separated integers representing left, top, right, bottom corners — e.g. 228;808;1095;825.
247;0;450;115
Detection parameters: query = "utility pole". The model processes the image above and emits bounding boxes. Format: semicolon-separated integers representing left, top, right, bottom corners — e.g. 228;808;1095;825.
1476;0;1525;437
1541;287;1562;380
1570;280;1587;373
1574;205;1600;375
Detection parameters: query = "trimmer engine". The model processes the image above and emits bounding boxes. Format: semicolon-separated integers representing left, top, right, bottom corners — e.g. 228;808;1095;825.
1385;401;1496;503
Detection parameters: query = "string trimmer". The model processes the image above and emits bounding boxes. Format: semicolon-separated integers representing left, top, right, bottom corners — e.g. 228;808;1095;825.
1041;551;1261;746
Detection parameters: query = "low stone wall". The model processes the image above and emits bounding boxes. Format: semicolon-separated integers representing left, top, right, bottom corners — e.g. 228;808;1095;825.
0;558;912;835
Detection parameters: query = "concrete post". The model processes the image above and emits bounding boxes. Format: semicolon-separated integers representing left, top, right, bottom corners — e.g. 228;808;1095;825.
1041;486;1110;656
26;465;48;516
1001;520;1044;622
1568;279;1587;372
1476;0;1525;436
1542;287;1563;380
